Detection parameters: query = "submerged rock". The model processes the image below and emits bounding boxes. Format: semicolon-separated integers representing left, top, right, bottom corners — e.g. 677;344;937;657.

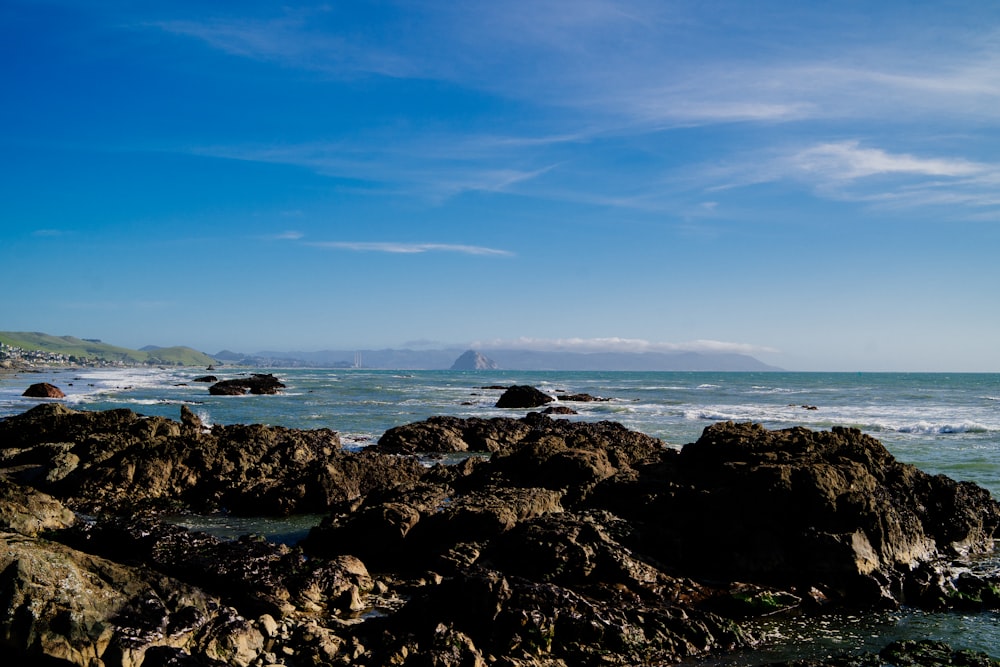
766;639;1000;666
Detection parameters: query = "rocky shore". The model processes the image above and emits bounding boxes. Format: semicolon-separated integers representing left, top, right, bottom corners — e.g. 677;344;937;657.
1;399;999;666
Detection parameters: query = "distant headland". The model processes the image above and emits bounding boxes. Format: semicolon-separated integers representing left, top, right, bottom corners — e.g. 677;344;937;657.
1;331;781;371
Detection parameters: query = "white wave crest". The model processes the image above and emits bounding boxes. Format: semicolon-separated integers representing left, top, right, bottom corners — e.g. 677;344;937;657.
892;421;991;435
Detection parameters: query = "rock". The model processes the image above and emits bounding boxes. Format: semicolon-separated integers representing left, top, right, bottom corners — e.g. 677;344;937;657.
193;375;217;383
495;385;553;409
555;393;610;402
22;382;65;398
378;415;533;454
0;404;425;516
0;477;76;535
208;374;285;396
180;404;204;437
541;405;578;415
591;421;1000;606
61;516;374;621
0;529;243;667
450;350;499;370
3;403;999;667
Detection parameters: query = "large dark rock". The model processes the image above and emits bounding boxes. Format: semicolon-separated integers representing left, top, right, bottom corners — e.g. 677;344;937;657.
22;382;65;398
591;421;1000;606
495;384;553;408
208;373;284;395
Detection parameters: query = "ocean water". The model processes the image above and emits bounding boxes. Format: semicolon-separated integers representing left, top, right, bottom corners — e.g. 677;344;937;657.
2;367;999;660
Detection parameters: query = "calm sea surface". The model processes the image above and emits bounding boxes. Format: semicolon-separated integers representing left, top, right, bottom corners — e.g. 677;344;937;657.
2;367;999;661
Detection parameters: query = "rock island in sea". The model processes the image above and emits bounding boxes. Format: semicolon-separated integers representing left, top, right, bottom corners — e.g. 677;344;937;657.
1;395;999;666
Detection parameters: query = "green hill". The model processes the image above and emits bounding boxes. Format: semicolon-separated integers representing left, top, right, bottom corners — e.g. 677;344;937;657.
0;331;216;367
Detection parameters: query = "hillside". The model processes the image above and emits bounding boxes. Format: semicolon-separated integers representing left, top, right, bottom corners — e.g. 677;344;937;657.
0;331;216;367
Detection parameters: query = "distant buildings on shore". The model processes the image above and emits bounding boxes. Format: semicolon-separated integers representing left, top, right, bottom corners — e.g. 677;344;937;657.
0;341;127;368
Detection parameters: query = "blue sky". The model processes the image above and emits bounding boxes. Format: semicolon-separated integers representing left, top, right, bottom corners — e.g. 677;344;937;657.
3;1;999;371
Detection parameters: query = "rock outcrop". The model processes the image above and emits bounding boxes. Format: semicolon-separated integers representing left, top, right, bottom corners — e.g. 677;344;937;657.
22;382;65;398
495;384;553;408
449;350;498;370
1;404;999;666
593;421;1000;606
208;373;285;395
0;403;424;515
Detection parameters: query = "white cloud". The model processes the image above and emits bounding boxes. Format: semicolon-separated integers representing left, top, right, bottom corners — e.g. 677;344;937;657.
790;141;983;181
308;241;513;256
470;336;777;355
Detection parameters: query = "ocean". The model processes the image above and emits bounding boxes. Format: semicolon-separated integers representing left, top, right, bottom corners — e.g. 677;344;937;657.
2;367;999;661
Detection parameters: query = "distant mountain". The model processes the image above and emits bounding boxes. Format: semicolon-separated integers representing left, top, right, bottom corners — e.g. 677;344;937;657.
220;346;781;371
451;350;499;370
0;331;217;367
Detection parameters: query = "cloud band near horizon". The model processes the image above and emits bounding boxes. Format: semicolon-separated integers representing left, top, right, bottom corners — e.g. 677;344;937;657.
469;337;778;356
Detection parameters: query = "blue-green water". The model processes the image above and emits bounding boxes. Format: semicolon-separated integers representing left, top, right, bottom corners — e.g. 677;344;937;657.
2;367;1000;660
4;368;997;496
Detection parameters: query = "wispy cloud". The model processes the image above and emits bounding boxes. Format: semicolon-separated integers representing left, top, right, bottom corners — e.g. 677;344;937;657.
193;140;559;201
150;3;1000;128
149;4;1000;216
697;140;1000;213
152;10;417;78
790;141;983;180
260;230;304;241
470;336;777;355
308;241;513;256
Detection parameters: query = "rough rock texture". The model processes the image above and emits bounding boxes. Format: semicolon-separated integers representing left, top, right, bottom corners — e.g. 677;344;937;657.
1;404;999;666
592;421;1000;606
0;477;75;536
0;403;425;515
0;531;258;667
208;373;285;395
495;385;554;409
21;382;65;399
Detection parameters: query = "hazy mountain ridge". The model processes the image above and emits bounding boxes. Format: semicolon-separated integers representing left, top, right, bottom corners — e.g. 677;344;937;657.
0;330;779;370
223;347;782;371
